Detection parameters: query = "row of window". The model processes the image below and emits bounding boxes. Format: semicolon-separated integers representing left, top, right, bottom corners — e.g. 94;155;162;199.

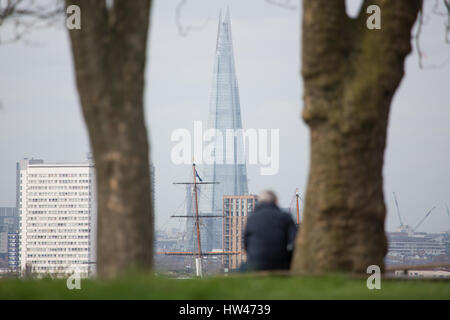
27;204;90;209
27;247;89;252
28;210;90;215
28;266;90;272
28;197;91;203
28;173;91;178
28;235;90;240
28;186;90;190
27;192;91;197
26;179;92;184
25;257;90;263
27;241;90;246
25;228;90;234
28;222;90;228
28;216;90;221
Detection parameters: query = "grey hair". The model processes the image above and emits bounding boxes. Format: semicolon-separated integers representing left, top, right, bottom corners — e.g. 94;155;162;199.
258;190;277;204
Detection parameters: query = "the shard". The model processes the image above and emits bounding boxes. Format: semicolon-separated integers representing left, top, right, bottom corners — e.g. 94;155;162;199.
200;9;249;251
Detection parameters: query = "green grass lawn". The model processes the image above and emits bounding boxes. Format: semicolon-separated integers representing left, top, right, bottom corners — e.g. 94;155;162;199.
0;274;449;299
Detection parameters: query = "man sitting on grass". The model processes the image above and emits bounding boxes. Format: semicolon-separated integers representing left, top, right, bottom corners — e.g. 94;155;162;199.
242;190;297;271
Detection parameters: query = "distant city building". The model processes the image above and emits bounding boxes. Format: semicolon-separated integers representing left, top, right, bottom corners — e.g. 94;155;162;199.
184;184;207;253
17;158;97;277
394;269;450;279
7;232;19;271
0;226;7;267
0;207;18;271
0;207;18;232
386;231;450;266
387;232;447;257
155;229;184;253
201;9;249;252
222;195;257;270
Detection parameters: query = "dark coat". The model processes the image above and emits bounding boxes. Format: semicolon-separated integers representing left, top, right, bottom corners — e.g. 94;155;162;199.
244;202;297;271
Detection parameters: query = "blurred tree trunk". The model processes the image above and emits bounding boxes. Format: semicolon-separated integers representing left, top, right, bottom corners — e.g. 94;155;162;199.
292;0;421;273
66;0;153;278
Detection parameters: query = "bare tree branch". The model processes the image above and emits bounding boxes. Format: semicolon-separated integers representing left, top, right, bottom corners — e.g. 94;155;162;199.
414;0;450;69
443;0;450;43
175;0;210;37
0;0;64;44
265;0;297;10
415;5;425;69
413;0;450;70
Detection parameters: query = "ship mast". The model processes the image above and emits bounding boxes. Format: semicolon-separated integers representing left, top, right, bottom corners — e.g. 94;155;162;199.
156;165;243;277
192;163;202;259
295;188;300;225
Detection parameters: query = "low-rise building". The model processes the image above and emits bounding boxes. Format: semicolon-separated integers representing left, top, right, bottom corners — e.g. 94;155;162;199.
222;195;257;271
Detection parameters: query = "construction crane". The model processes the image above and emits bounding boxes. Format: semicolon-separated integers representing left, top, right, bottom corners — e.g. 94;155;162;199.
393;192;404;227
392;192;414;233
413;206;436;232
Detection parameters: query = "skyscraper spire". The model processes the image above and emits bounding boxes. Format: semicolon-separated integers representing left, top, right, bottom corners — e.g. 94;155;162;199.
225;6;231;24
201;9;249;251
215;9;222;50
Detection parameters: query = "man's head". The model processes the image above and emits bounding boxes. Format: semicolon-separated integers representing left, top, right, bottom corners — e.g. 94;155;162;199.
258;190;278;206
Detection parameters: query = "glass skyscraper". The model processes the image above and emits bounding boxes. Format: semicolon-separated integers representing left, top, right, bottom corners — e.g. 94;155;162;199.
201;9;249;251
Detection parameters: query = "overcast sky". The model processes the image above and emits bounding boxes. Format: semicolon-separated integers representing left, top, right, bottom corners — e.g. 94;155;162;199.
0;0;449;233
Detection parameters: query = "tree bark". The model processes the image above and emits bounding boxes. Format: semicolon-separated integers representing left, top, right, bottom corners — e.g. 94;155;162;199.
66;0;153;278
292;0;421;273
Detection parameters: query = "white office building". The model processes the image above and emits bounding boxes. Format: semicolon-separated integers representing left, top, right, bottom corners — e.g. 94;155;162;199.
17;158;97;278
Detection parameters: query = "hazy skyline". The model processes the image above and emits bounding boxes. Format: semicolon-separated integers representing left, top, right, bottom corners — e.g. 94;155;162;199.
0;0;449;233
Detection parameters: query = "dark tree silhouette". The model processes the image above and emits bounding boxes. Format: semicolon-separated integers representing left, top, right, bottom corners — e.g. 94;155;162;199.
66;0;153;278
292;0;422;274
